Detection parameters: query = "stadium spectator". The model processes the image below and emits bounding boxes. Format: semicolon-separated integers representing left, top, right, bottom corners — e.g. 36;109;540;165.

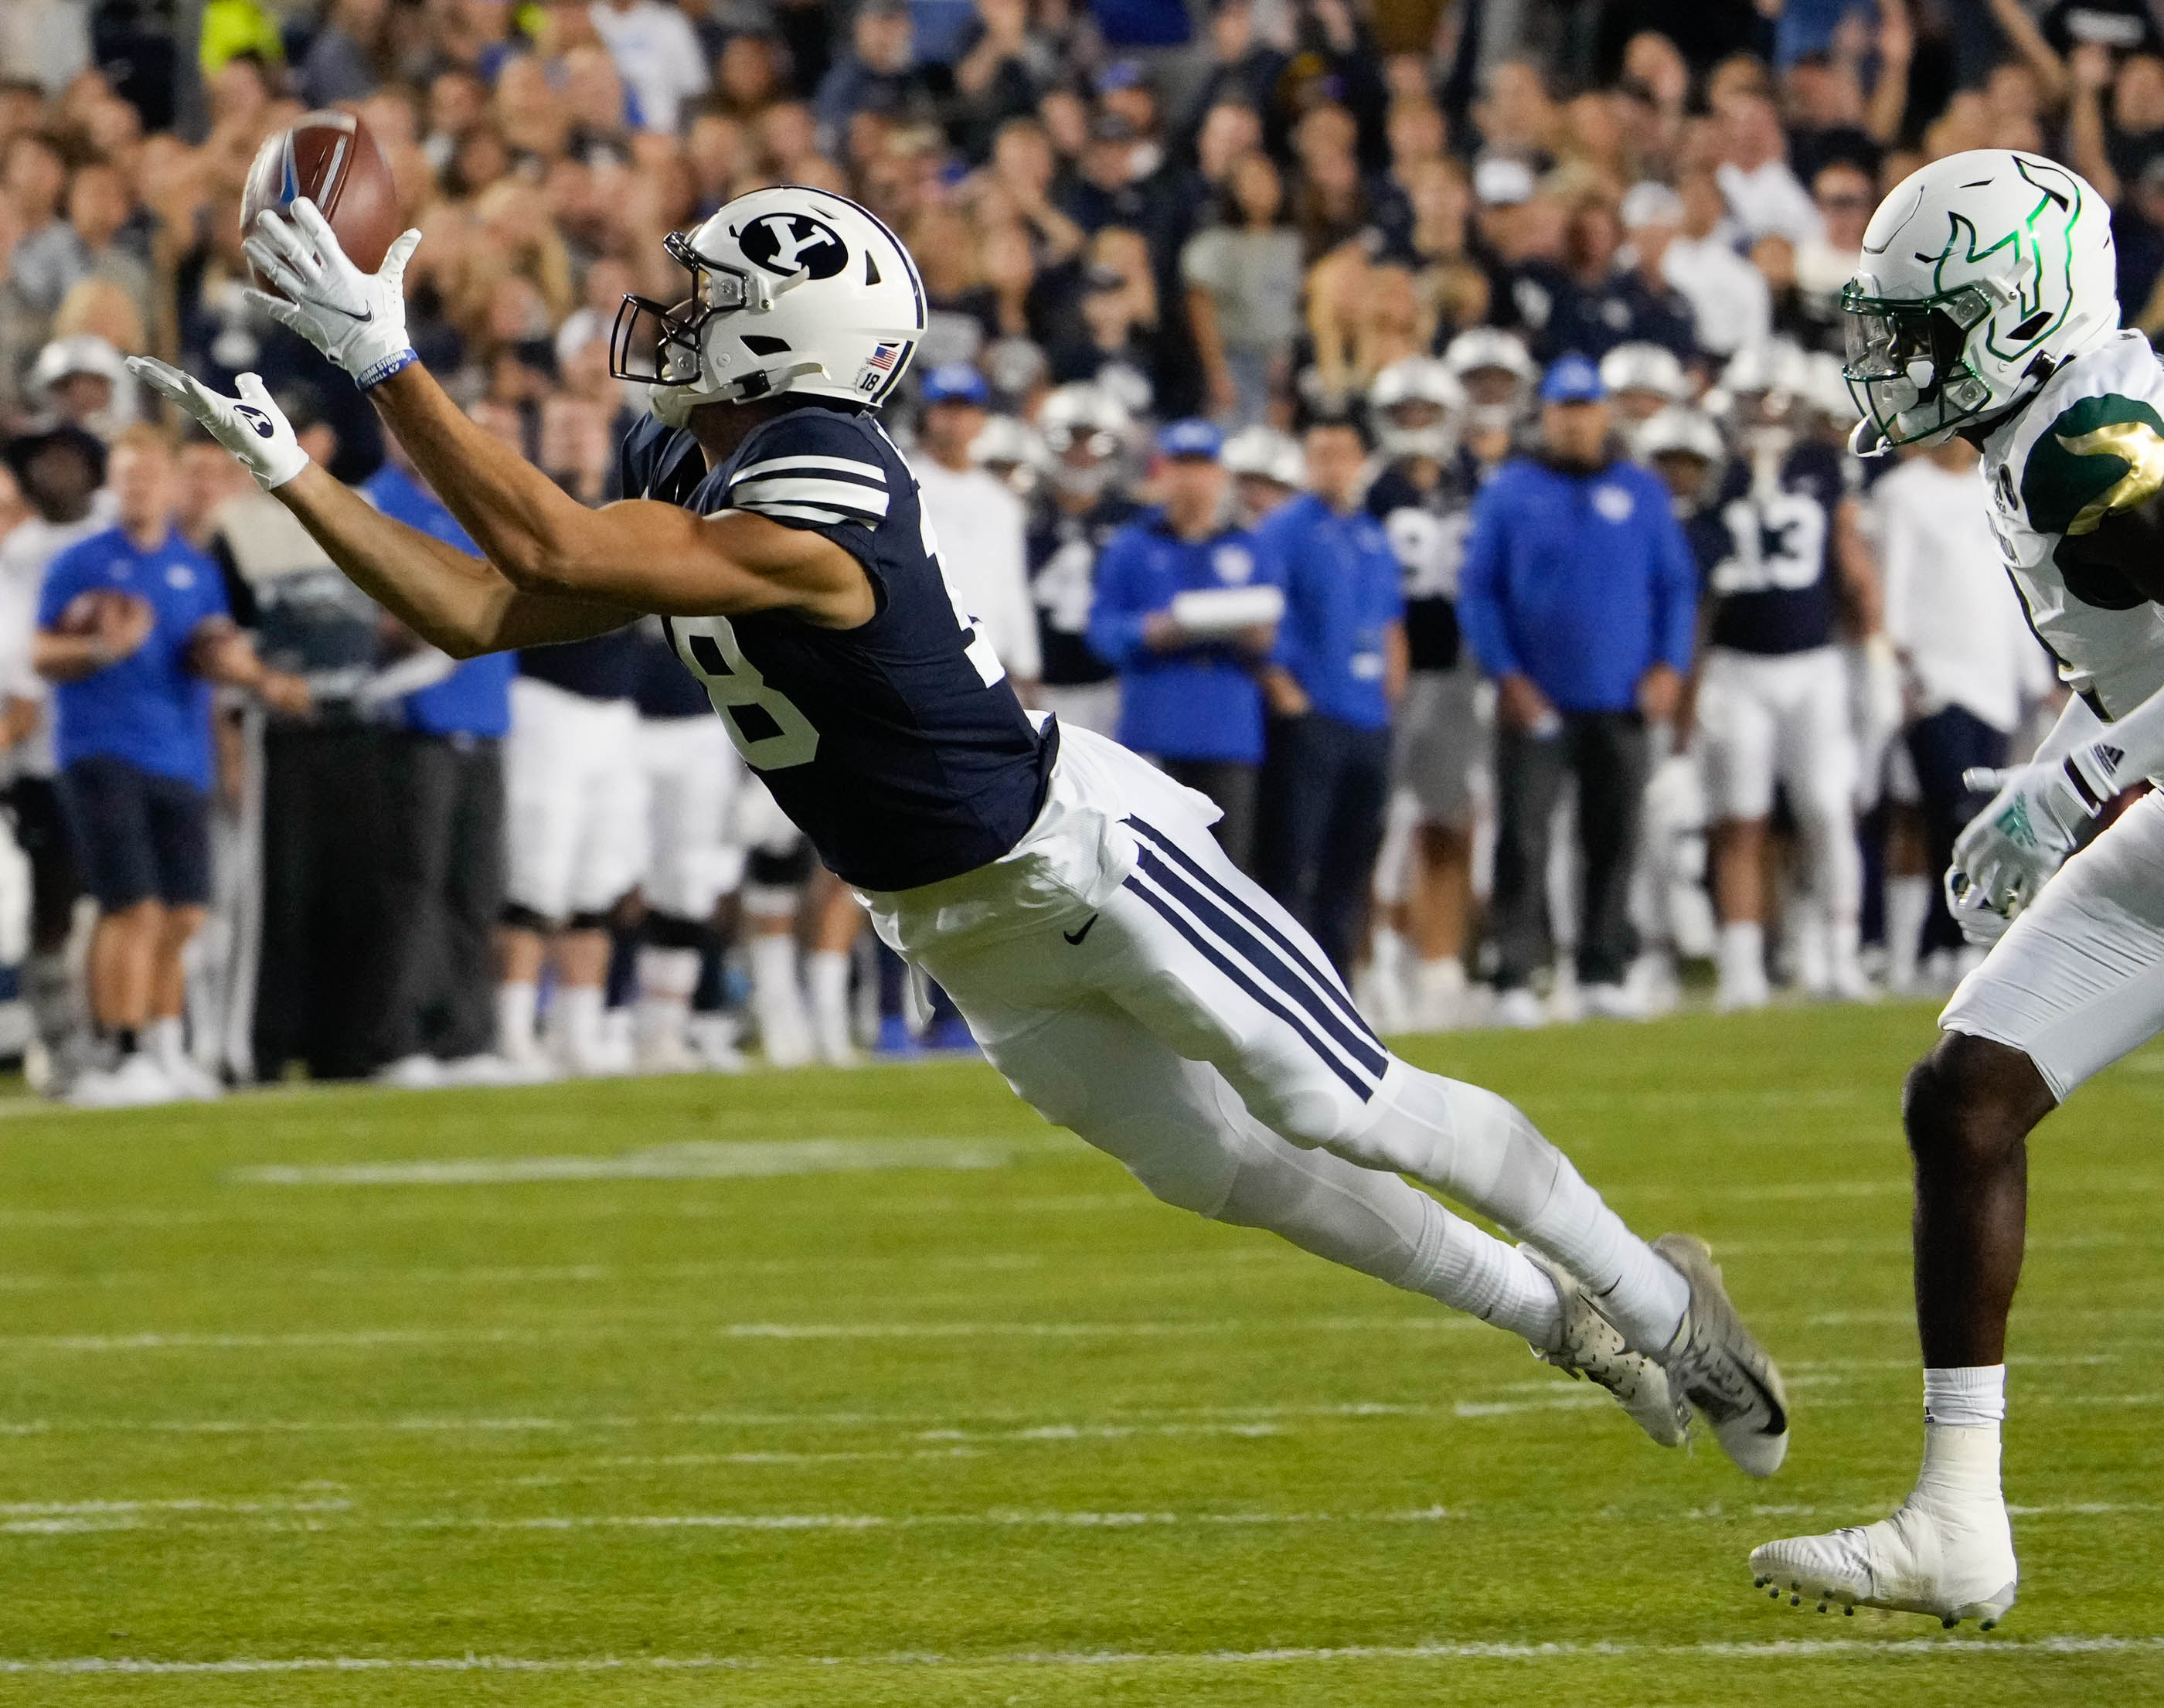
589;0;711;138
1254;417;1404;978
909;362;1040;699
1458;354;1696;1026
1655;170;1774;357
1182;149;1302;426
1089;419;1275;871
34;426;304;1105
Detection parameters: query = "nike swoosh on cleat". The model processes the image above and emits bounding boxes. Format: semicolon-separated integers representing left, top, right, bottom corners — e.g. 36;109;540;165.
1063;916;1098;946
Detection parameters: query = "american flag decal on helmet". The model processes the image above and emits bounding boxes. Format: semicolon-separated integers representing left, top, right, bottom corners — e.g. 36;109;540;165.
867;342;900;372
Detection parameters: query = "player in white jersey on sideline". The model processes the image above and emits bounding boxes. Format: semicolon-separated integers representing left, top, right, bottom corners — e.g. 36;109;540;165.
135;183;1788;1490
1746;148;2164;1627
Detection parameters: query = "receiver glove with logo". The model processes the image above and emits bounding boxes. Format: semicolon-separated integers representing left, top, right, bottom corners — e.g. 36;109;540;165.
128;359;309;491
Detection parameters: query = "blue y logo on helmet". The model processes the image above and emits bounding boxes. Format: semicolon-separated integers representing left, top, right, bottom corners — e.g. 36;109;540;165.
739;213;849;279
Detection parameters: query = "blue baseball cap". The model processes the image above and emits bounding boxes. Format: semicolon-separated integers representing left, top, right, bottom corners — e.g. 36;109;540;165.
1155;417;1223;460
1540;352;1606;404
920;363;991;407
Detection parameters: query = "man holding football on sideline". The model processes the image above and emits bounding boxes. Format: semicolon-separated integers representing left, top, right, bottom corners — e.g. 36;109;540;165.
1751;148;2164;1628
128;183;1788;1485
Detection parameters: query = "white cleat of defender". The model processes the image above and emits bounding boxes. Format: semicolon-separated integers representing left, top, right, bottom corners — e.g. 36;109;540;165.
1651;1233;1790;1476
1522;1245;1691;1447
1750;1495;2018;1628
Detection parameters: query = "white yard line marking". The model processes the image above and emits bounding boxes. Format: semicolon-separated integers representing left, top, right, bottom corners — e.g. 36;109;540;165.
0;1315;1472;1356
233;1136;1073;1187
1;1636;2158;1673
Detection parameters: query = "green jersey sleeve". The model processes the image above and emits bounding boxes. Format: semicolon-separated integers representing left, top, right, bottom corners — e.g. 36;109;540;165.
2019;392;2164;536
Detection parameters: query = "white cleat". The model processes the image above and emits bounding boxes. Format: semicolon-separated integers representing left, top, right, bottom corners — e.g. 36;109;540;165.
1652;1233;1789;1476
67;1053;179;1109
1751;1492;2017;1628
1521;1245;1689;1448
1494;988;1547;1029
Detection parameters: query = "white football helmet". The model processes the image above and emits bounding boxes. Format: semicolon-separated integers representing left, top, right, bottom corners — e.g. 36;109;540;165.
1599;341;1689;417
610;185;927;427
1036;382;1130;497
1369;356;1465;462
1221;424;1306;489
970;413;1045;497
1633;404;1727;510
1442;326;1536;432
1842;149;2117;454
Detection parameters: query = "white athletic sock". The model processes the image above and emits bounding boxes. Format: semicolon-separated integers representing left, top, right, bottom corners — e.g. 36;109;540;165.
635;947;699;1054
750;933;812;1066
1337;1070;1689;1352
555;984;606;1070
807;949;853;1060
496;982;538;1060
1924;1364;2006;1428
1214;1120;1563;1347
1719;921;1765;995
145;1015;182;1066
1887;876;1929;990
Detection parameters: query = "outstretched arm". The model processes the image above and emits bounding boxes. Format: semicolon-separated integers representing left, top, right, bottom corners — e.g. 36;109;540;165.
130;359;635;656
234;202;876;628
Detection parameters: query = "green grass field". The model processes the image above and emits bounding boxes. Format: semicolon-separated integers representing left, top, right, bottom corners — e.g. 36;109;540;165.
0;1001;2158;1706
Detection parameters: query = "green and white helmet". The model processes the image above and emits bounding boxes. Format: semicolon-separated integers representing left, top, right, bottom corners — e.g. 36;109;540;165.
1842;149;2117;455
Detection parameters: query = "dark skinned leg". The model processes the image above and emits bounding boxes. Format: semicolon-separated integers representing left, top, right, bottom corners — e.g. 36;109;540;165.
1902;1031;2058;1368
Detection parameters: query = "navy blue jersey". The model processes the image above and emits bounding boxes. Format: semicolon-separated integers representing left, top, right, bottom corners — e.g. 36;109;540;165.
1696;440;1846;656
1366;458;1477;673
631;616;713;718
619;407;1056;892
1026;492;1140;689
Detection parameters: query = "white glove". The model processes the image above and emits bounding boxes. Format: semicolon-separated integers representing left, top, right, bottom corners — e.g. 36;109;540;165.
242;198;421;390
128;358;310;491
1943;865;2013;948
1950;745;2121;915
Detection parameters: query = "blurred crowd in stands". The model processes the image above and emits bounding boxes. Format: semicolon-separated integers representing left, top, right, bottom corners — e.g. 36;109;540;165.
0;0;2130;1102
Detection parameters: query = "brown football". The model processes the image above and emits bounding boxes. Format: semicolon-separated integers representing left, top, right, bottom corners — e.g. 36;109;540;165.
240;109;400;291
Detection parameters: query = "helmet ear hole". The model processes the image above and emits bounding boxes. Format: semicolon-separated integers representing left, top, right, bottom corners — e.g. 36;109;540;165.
2009;310;2052;342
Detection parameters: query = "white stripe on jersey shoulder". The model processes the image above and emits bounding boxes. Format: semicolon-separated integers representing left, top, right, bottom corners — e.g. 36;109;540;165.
741;501;877;528
731;475;891;516
730;452;888;488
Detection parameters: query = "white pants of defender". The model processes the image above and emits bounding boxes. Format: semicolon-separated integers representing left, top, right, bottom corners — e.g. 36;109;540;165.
640;714;747;919
880;728;1410;1200
1694;645;1859;915
506;678;648;920
1943;788;2164;1101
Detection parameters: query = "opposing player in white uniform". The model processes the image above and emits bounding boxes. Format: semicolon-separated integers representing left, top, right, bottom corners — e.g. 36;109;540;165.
138;185;1789;1489
1751;149;2164;1626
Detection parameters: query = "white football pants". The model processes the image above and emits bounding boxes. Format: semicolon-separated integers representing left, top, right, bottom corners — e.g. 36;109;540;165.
870;725;1685;1354
1695;645;1860;921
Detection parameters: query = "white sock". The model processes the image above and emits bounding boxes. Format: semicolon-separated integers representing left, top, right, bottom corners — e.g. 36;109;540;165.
1214;1119;1564;1347
145;1015;182;1067
556;983;605;1066
750;933;811;1064
1924;1364;2006;1428
1829;914;1861;973
497;982;538;1059
1719;920;1764;992
1338;1070;1689;1352
1417;957;1465;999
1887;876;1928;988
635;946;699;1052
807;949;852;1058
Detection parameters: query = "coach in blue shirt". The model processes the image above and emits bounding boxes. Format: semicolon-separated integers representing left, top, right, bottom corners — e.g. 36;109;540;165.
1089;419;1278;869
34;427;305;1104
1252;417;1406;976
356;447;516;1079
1458;352;1696;1020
